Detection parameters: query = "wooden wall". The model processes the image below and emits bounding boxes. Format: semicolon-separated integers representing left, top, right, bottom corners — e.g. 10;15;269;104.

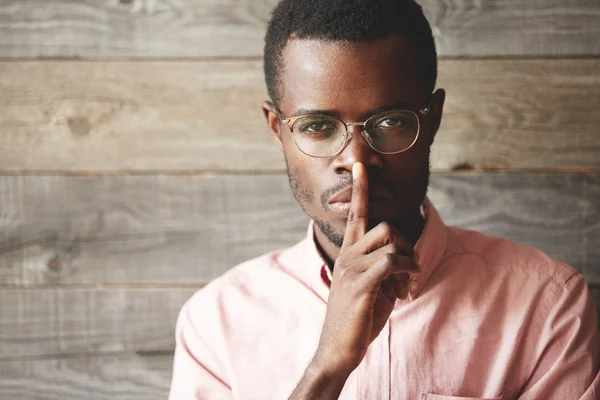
1;1;599;399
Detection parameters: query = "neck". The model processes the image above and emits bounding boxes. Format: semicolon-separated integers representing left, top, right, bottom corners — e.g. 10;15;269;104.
314;210;426;269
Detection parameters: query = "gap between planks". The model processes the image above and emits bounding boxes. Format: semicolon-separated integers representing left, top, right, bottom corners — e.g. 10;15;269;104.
1;55;600;62
0;168;598;177
0;283;207;290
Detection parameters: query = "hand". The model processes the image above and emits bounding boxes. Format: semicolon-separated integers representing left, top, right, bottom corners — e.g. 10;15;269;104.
313;162;421;377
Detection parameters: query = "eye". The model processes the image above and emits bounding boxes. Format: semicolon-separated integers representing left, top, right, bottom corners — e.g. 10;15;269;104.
303;122;331;132
376;117;404;129
297;118;338;136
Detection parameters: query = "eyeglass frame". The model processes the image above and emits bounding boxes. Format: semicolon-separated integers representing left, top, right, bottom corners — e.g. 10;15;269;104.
269;102;432;158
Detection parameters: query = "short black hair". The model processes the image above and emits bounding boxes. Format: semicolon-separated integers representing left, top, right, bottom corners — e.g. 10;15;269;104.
264;0;437;107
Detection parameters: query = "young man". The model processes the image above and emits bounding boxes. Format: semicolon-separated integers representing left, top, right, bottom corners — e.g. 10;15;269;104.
169;0;600;398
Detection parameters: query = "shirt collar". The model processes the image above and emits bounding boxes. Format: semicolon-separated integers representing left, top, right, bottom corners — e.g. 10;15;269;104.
278;196;447;303
409;196;447;300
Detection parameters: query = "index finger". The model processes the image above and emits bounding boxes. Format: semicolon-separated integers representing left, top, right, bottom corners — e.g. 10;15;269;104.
341;162;369;251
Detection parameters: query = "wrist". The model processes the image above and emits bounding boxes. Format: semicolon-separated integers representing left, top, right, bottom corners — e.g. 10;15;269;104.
289;356;351;400
309;351;354;382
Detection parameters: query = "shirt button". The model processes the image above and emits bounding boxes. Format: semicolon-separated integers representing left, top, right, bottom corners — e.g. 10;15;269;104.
409;279;418;291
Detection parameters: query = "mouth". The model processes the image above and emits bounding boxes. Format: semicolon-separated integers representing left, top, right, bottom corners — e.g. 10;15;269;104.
327;185;393;216
328;201;353;215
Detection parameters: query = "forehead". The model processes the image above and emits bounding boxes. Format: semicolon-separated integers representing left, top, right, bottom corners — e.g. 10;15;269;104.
279;35;424;116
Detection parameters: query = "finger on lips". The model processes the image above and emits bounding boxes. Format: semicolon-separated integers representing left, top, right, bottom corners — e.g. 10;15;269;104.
340;162;369;252
337;162;422;300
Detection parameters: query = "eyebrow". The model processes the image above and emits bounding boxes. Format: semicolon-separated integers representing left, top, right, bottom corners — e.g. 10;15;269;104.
289;101;415;119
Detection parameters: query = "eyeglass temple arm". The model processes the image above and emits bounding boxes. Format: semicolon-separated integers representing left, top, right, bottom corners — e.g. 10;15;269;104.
420;99;432;114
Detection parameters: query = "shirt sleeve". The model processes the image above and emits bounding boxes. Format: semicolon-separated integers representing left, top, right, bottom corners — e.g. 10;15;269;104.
519;273;600;399
168;293;233;400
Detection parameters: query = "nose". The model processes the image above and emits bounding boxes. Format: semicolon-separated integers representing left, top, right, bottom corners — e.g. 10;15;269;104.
331;125;384;174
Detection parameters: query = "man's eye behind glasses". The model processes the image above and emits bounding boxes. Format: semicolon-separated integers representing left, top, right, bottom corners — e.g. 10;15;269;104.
372;112;415;134
297;117;339;138
376;117;403;129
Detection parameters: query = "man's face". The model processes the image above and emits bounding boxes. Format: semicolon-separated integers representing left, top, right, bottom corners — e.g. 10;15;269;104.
264;34;444;248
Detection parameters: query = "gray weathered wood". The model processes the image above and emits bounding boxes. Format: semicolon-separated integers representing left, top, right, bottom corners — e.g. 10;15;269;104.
0;288;196;359
421;0;600;57
0;59;599;172
1;173;598;286
0;0;278;58
0;174;309;286
0;0;598;58
0;353;172;400
429;172;600;282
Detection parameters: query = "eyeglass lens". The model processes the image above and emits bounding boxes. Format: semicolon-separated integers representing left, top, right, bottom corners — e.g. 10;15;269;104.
292;110;419;157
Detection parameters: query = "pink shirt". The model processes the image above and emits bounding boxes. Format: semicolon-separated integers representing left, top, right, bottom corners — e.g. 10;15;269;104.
169;198;600;399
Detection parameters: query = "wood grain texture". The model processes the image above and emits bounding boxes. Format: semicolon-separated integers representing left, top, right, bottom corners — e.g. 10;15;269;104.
429;173;600;282
1;173;598;286
1;59;599;172
0;0;598;58
0;174;308;286
421;0;600;57
0;288;196;359
0;353;172;400
0;60;281;173
0;0;278;58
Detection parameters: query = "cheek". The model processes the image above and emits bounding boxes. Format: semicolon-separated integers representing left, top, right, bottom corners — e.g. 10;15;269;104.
288;165;315;204
284;146;323;207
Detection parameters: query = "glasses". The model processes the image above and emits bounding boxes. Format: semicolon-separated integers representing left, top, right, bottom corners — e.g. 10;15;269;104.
275;104;430;158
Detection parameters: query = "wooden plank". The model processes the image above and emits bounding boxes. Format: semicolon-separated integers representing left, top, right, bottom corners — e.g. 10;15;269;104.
421;0;600;57
0;173;598;286
0;353;172;400
0;59;599;172
429;173;600;282
0;0;277;58
0;288;196;359
0;0;598;58
0;174;309;286
0;60;281;173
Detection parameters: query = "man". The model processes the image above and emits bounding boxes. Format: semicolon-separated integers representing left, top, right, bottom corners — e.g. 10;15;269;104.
169;0;600;398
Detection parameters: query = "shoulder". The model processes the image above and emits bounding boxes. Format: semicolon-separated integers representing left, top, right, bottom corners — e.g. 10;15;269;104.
179;238;317;327
184;247;290;313
444;225;580;289
440;226;594;341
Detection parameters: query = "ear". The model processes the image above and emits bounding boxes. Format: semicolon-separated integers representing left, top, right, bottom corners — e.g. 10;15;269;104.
262;100;284;152
427;88;446;145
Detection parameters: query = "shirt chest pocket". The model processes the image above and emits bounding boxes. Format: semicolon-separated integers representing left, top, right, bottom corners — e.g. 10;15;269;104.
423;393;503;400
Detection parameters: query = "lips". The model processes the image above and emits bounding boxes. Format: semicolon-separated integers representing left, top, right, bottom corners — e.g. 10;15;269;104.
327;185;393;204
327;185;394;217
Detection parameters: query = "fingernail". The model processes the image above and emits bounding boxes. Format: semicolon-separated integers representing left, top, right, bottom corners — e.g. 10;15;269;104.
413;250;420;264
352;162;361;178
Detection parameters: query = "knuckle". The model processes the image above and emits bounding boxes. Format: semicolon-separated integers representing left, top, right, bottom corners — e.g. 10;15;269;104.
386;243;402;255
378;222;394;243
347;209;358;224
336;263;354;281
378;223;411;253
347;209;366;225
383;253;396;268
